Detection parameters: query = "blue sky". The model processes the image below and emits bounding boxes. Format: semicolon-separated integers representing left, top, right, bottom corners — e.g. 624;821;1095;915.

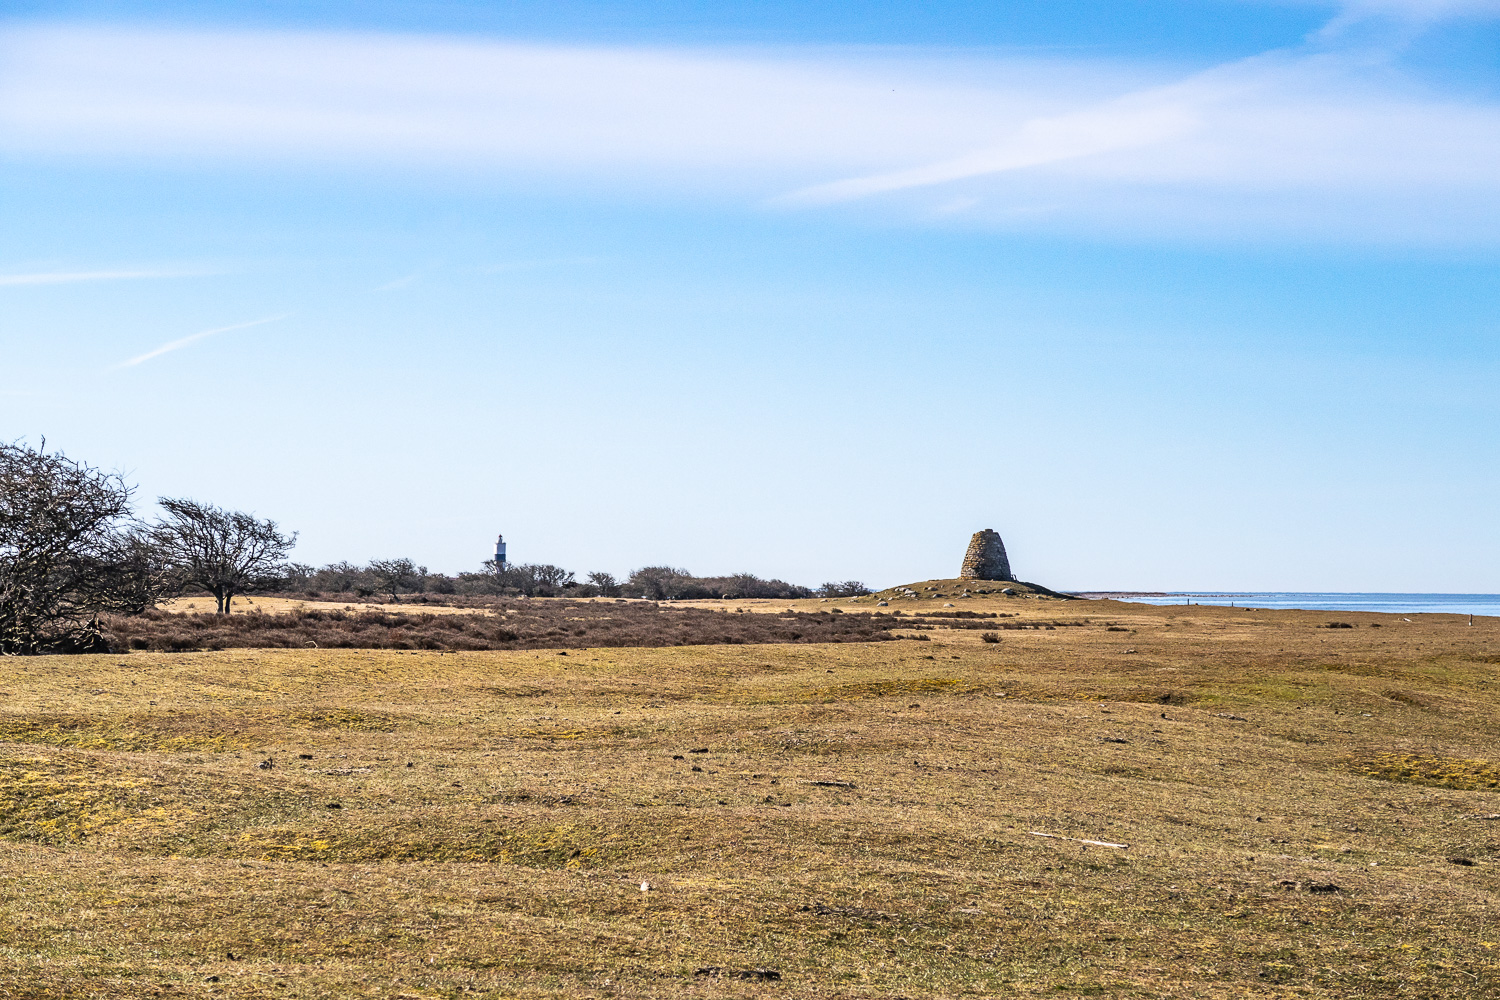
2;1;1498;591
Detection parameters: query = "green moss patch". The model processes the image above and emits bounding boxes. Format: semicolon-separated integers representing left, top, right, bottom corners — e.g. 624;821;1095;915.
1357;753;1500;790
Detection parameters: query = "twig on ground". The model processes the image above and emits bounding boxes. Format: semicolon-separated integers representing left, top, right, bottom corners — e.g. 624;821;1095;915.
1030;832;1129;849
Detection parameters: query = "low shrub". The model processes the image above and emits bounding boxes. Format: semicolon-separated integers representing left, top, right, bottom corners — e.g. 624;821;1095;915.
103;602;924;653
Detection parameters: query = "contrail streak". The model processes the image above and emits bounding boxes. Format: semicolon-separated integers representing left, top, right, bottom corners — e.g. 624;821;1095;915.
118;314;290;368
0;269;206;287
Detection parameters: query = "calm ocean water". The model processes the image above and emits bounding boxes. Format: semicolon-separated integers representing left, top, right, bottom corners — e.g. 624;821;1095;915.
1101;593;1500;617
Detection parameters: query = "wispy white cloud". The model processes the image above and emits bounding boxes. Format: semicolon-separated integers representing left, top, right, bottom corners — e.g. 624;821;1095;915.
1;19;1498;244
1327;0;1500;22
0;26;1060;178
778;45;1500;212
118;314;289;368
1310;0;1500;43
0;268;212;287
779;99;1198;206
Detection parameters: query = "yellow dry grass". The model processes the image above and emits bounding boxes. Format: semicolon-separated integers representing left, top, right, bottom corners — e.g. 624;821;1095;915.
161;595;493;617
0;598;1497;998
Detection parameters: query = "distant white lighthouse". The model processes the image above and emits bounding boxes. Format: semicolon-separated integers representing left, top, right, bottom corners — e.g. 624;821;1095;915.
494;534;507;570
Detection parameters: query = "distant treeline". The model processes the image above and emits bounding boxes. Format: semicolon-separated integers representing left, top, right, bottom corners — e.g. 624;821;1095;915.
282;560;871;602
1;437;872;654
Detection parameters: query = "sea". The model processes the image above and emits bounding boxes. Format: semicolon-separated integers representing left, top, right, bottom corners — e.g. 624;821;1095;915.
1092;592;1500;617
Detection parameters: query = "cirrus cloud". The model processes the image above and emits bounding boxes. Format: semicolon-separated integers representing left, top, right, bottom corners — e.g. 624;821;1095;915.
1;17;1497;245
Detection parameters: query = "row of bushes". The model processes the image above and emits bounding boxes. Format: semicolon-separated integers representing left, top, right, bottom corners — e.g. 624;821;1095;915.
278;560;871;602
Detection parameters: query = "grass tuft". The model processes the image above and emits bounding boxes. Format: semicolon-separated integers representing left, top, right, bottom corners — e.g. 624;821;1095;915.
0;755;195;845
0;714;257;752
1358;752;1500;790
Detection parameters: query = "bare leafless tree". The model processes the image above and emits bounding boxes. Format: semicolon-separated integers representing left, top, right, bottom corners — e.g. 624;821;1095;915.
0;441;166;653
622;567;813;600
626;566;691;600
152;498;296;614
817;580;872;598
470;561;576;597
587;571;620;597
369;558;424;602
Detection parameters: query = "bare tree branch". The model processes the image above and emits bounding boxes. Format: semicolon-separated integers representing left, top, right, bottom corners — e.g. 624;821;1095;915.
369;558;423;603
152;498;296;614
0;441;167;652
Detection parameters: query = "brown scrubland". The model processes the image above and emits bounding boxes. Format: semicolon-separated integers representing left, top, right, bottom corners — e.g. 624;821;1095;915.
102;601;922;653
2;585;1498;998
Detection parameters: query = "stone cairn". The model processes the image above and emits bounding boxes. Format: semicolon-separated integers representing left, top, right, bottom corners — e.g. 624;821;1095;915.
960;529;1013;581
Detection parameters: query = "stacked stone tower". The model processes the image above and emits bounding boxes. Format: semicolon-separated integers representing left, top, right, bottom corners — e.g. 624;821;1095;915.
960;529;1013;581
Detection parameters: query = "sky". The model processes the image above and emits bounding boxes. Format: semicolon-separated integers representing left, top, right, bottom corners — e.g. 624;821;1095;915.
2;1;1498;592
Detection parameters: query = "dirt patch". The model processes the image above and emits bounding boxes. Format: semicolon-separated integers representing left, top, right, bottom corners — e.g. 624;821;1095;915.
287;709;402;732
814;677;978;700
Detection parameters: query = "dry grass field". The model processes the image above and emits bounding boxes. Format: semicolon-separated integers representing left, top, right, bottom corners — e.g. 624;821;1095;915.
2;592;1498;998
160;597;489;617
